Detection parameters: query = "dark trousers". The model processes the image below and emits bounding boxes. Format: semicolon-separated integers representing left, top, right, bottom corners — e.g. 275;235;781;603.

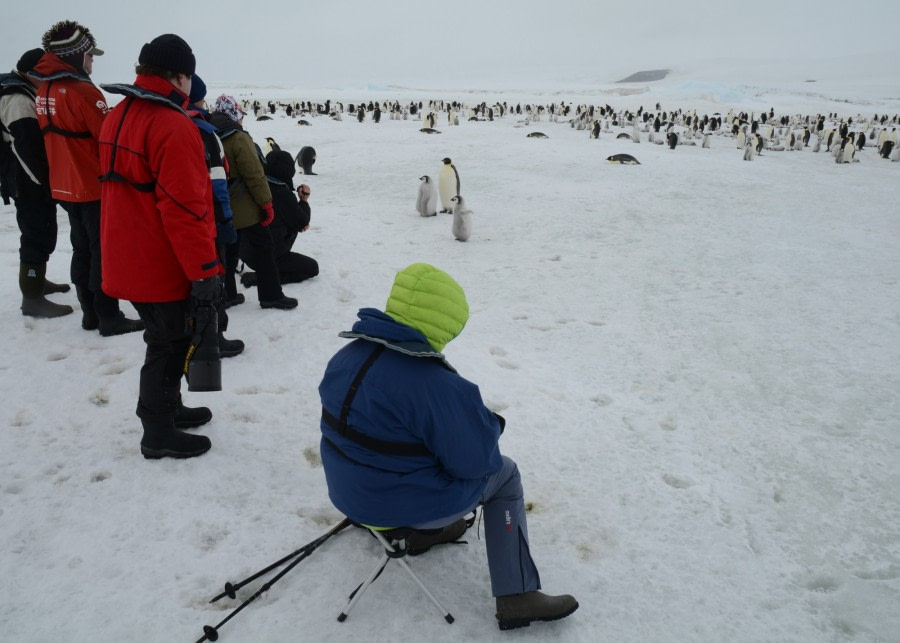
15;179;59;264
277;251;319;284
215;240;232;331
221;239;240;300
132;300;192;420
238;223;283;301
61;200;120;318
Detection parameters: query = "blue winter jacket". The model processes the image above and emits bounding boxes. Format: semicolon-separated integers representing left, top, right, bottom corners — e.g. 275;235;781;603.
318;308;503;526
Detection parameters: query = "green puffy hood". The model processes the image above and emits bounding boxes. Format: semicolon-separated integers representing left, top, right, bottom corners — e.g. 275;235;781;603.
384;263;469;352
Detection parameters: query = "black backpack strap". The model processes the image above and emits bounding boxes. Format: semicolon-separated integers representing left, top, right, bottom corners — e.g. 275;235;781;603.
40;80;92;139
98;97;156;193
321;344;432;458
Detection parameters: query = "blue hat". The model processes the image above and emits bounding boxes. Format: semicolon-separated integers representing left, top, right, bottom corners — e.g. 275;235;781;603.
189;74;207;103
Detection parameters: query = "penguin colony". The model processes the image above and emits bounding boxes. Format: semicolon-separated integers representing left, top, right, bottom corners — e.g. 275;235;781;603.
243;97;900;244
244;98;900;168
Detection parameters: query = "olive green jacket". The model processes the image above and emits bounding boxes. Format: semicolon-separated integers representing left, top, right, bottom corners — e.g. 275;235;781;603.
208;114;271;229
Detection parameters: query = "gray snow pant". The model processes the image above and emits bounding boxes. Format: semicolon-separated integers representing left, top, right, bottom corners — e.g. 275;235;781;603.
413;456;541;597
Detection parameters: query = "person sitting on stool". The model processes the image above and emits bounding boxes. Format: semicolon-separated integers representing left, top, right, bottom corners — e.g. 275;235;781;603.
318;263;578;630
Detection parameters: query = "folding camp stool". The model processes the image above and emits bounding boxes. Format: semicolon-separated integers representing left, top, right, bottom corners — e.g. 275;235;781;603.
338;526;454;623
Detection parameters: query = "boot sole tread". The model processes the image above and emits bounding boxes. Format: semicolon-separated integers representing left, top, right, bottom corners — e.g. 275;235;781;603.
141;445;211;459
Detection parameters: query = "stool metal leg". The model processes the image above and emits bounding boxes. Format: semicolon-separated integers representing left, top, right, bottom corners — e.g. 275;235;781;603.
338;529;454;623
337;550;390;622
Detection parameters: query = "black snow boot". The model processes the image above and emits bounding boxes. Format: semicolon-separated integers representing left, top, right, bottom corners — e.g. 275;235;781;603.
218;333;245;358
19;262;74;318
140;408;210;459
75;285;100;330
174;395;213;429
141;425;211;459
407;518;469;556
99;311;145;337
240;271;258;288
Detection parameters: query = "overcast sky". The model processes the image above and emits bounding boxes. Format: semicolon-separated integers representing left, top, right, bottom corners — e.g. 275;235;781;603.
6;1;900;88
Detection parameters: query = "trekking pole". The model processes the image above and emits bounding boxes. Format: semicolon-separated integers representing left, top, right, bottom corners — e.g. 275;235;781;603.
197;518;351;642
209;517;351;603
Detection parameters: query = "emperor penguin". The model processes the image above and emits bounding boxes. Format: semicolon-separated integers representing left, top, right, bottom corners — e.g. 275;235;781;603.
438;157;460;214
840;136;856;163
264;137;281;154
416;176;438;217
702;132;710;148
450;195;472;242
296;146;317;175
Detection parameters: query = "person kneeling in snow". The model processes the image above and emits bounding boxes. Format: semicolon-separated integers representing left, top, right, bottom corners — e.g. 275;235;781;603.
318;263;578;630
239;150;318;288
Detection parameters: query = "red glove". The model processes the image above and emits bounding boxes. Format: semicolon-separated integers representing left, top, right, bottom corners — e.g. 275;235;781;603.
259;202;275;227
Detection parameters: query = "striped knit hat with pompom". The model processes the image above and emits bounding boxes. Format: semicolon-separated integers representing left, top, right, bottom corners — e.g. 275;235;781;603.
42;20;103;69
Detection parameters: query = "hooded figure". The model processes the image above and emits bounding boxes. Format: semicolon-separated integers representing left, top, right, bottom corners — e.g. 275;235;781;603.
246;149;318;285
318;263;578;629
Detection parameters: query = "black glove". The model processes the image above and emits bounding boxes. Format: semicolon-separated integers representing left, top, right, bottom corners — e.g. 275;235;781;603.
191;276;220;306
493;412;506;435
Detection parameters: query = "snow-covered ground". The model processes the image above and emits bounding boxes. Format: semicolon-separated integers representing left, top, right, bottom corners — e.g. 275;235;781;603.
2;58;899;642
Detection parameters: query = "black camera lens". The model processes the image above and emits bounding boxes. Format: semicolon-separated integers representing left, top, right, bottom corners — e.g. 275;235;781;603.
187;304;222;392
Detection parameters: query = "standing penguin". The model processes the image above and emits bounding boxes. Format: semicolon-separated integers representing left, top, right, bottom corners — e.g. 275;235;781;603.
416;175;438;217
450;195;472;242
296;146;317;175
438;157;460;213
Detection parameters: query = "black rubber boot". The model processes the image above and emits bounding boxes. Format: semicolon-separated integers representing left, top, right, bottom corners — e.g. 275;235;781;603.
75;285;99;330
224;293;245;308
407;518;469;556
260;296;298;310
42;278;71;294
99;312;145;337
20;262;74;318
495;592;579;630
174;394;213;429
218;333;245;358
140;399;211;459
140;424;211;459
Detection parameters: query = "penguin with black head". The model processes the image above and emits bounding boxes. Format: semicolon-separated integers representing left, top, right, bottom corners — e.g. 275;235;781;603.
438;157;460;214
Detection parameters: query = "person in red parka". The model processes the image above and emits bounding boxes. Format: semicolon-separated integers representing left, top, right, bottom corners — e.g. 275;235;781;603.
98;34;220;460
29;20;143;336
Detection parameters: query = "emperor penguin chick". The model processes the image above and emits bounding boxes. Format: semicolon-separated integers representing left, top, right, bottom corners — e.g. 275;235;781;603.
450;195;472;242
416;175;438;217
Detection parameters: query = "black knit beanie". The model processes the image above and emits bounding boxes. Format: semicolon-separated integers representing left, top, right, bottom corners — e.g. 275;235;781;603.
17;48;45;74
138;34;196;76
